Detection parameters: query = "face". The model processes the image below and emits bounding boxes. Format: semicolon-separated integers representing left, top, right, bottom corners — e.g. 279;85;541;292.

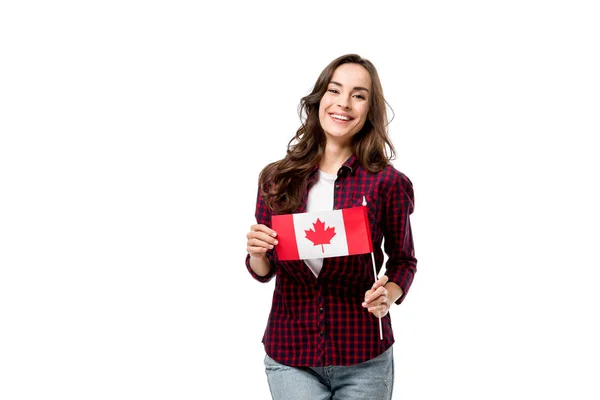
318;63;372;144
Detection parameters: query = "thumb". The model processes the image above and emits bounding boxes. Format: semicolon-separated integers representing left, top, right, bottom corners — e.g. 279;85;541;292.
372;275;389;289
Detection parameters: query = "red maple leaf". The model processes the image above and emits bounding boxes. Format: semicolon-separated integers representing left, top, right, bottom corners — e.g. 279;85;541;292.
305;218;336;253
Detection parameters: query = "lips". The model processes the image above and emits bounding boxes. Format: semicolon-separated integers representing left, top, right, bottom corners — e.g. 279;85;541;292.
329;113;354;122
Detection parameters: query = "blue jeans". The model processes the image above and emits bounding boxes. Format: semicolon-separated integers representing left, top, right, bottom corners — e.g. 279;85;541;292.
264;346;394;400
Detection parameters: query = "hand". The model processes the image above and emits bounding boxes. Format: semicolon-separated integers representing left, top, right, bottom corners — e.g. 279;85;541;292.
362;275;391;318
246;224;278;259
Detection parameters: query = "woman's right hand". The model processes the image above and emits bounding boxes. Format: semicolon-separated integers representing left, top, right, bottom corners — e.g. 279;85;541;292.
246;224;278;259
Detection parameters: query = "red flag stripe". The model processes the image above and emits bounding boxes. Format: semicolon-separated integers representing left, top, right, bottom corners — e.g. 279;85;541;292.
271;213;299;260
342;206;373;255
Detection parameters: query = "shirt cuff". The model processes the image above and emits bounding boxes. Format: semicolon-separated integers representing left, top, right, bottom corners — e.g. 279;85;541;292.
386;261;416;305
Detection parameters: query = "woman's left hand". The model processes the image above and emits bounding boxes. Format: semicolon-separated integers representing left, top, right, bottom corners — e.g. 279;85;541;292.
362;275;391;318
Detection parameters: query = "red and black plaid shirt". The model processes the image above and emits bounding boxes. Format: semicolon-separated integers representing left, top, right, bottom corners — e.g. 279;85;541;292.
246;155;417;367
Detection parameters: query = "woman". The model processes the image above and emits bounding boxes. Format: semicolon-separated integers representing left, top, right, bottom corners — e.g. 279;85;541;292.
245;54;417;400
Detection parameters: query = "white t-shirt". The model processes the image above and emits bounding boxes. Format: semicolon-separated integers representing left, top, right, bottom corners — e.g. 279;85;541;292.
304;170;337;277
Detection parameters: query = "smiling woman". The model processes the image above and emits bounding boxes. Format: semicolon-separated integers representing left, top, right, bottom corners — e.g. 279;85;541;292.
319;63;372;142
258;55;396;216
244;54;417;400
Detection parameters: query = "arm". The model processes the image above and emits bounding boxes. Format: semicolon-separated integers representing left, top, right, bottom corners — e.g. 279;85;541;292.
248;254;272;277
363;171;416;315
382;171;417;305
384;281;403;304
245;188;278;282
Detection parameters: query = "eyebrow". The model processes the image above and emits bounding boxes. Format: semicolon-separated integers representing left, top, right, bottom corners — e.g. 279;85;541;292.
329;81;370;93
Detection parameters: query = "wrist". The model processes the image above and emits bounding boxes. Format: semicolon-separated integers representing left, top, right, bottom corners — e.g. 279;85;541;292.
384;281;403;304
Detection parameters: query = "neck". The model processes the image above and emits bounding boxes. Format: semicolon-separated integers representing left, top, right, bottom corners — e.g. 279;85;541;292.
319;143;352;175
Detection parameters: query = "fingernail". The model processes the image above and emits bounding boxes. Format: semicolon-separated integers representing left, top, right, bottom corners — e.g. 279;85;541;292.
271;232;277;237
269;245;274;249
362;302;367;307
365;297;370;302
273;240;278;245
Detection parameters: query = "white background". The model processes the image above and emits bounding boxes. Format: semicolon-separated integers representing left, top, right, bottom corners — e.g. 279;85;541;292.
1;1;599;399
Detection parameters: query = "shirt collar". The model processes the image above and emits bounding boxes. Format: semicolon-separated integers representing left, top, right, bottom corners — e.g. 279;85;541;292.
311;153;359;178
340;154;359;174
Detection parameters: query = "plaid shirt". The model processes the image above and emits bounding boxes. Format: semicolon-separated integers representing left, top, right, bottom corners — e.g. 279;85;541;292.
246;155;417;367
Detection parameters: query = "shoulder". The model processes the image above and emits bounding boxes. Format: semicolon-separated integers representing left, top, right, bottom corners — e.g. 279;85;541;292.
380;164;413;190
354;162;414;194
378;164;415;209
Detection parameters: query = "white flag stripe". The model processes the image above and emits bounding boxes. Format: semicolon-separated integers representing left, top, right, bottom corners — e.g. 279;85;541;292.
293;209;349;260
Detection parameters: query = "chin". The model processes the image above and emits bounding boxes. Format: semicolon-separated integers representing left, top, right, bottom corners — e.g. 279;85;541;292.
325;130;357;141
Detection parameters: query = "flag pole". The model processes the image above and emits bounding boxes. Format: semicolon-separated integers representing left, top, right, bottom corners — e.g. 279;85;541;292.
363;196;383;341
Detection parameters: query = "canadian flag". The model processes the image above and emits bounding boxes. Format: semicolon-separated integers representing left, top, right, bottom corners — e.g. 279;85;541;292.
271;206;373;261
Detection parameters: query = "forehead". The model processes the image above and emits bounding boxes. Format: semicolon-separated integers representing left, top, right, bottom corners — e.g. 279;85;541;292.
330;63;372;89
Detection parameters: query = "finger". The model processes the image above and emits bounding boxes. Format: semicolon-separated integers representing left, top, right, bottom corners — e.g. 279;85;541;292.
248;231;279;247
363;291;387;308
250;238;275;250
378;296;389;306
364;287;388;304
368;304;389;314
247;246;268;257
251;224;277;237
371;275;389;290
369;297;389;310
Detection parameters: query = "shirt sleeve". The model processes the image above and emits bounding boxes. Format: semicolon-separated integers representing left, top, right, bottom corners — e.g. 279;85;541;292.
382;170;417;304
245;187;277;283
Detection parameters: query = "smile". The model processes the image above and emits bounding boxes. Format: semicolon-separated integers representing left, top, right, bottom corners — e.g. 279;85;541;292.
329;113;353;122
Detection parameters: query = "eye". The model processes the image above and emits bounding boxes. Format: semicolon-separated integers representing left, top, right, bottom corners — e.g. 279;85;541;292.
353;94;366;100
327;88;339;94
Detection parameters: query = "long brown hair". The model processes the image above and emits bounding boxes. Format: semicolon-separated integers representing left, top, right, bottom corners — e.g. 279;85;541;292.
259;54;396;214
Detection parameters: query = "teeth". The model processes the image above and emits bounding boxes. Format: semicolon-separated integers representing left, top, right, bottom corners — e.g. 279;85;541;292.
331;114;350;121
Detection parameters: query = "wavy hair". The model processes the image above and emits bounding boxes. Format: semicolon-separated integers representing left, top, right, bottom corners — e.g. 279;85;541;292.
259;54;396;214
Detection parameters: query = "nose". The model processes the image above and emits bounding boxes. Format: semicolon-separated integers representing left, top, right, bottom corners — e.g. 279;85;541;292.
337;96;351;110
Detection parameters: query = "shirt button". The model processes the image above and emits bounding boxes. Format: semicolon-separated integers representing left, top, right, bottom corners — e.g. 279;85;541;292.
319;307;324;313
319;331;324;336
335;184;340;190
